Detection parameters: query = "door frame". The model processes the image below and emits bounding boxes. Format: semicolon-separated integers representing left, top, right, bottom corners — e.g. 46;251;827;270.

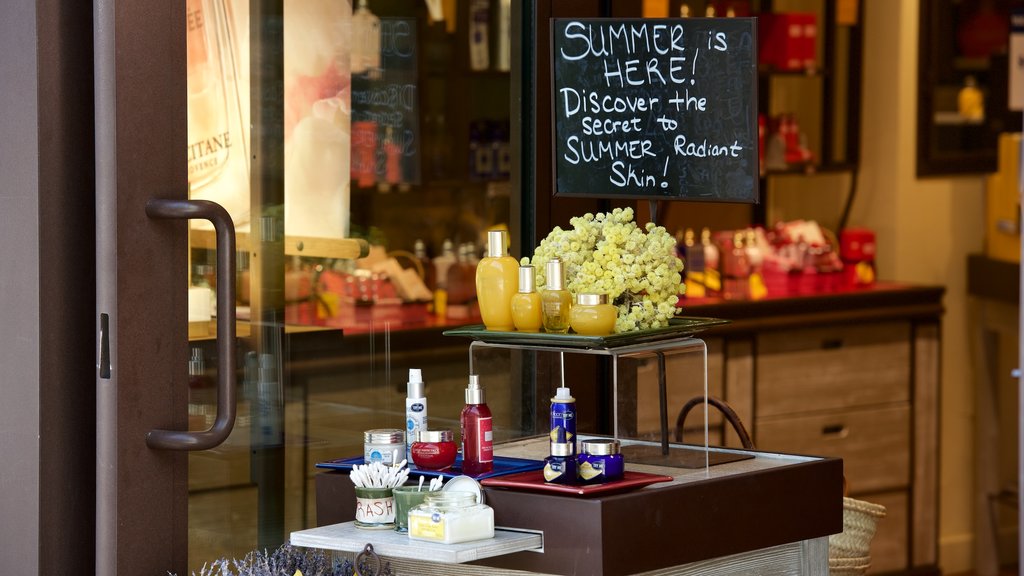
95;0;190;574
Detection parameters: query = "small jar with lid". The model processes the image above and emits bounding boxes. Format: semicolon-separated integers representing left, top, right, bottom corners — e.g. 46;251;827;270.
408;490;495;544
543;442;577;484
569;293;617;336
577;439;625;484
411;429;458;470
363;428;405;465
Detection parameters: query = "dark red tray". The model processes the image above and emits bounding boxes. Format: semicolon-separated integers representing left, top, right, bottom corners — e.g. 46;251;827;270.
481;470;674;496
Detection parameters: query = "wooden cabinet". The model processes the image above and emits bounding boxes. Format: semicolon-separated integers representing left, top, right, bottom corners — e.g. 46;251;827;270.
634;284;944;576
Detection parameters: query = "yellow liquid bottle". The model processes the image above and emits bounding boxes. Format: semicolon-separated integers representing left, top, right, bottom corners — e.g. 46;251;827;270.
511;265;542;332
476;230;519;331
541;258;571;333
569;293;617;335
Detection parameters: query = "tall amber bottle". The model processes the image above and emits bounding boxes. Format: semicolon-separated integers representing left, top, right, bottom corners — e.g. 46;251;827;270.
511;265;543;332
476;230;519;331
541;258;572;333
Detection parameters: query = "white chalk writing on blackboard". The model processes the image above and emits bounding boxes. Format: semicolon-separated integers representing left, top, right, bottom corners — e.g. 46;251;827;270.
552;18;757;202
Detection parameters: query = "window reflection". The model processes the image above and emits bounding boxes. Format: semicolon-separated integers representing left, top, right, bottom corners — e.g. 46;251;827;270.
185;0;514;570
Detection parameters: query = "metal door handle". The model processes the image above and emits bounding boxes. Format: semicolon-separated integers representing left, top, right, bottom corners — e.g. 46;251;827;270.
145;199;237;451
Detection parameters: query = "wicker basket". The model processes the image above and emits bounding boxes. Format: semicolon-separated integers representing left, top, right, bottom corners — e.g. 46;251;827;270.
830;496;887;560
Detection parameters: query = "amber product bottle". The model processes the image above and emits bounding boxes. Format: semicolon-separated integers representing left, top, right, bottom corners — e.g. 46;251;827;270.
446;244;476;305
723;232;750;300
414;239;436;293
511;265;543;332
476;230;519;331
701;228;722;295
460;375;493;475
683;228;706;298
541;258;572;333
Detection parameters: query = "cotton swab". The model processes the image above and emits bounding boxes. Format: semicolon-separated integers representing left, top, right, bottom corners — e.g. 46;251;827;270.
417;476;424;491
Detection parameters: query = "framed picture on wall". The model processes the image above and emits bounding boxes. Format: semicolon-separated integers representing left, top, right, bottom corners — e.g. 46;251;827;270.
917;0;1023;176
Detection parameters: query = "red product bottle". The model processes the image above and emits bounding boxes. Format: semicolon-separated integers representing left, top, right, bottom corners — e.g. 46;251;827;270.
460;375;493;475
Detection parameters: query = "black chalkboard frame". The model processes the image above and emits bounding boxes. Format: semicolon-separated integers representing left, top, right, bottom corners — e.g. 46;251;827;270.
549;17;759;204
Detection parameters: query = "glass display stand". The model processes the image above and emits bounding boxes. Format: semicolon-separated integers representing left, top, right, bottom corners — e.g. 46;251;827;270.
457;326;748;471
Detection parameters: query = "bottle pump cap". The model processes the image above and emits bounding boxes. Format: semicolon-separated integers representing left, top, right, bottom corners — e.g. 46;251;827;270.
465;374;486;404
553;386;574;402
486;230;507;258
518;265;536;293
546;258;565;290
407;368;424;399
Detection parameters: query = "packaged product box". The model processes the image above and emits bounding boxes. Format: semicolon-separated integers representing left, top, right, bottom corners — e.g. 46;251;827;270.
758;13;817;71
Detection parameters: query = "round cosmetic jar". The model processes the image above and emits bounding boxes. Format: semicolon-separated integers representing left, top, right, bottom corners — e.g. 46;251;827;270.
578;438;624;484
363;428;406;465
569;293;617;336
411;429;458;470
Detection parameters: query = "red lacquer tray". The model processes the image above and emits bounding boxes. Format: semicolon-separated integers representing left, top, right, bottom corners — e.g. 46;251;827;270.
480;470;674;496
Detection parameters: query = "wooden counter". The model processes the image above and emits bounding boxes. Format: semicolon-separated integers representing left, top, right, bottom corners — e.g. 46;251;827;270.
310;437;842;576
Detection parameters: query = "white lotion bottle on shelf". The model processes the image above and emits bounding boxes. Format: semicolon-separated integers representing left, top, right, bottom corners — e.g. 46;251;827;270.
406;368;428;460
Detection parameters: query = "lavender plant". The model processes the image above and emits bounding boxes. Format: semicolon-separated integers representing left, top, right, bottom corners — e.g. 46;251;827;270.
170;544;392;576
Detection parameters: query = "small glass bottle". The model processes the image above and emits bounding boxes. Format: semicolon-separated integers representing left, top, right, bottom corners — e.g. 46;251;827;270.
723;232;750;300
569;293;617;336
414;239;436;293
541;258;571;333
543;442;577;485
577;438;625;484
701;227;721;296
408;490;495;544
511;265;543;332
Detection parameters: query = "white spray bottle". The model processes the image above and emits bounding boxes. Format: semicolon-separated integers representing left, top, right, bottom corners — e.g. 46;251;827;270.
406;368;428;460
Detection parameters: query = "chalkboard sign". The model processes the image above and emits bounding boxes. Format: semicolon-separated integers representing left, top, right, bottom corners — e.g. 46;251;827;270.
551;18;758;203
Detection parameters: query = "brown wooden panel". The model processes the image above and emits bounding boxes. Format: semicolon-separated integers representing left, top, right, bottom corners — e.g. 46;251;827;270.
756;322;911;417
864;491;909;574
35;0;98;573
756;404;911;494
724;338;754;448
912;322;940;568
111;0;189;573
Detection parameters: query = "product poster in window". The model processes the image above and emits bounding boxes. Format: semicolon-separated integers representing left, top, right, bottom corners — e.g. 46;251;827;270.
186;0;362;240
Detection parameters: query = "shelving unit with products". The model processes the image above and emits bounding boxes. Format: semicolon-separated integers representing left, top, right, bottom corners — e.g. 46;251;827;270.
346;0;513;260
750;0;864;227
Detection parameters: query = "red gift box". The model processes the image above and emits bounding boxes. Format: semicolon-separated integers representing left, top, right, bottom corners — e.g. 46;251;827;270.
758;13;817;71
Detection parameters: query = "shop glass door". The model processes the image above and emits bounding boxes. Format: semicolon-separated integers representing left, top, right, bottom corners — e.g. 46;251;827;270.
181;0;518;571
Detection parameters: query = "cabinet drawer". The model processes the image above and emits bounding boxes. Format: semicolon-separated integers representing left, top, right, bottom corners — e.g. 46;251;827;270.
756;404;910;493
757;322;911;417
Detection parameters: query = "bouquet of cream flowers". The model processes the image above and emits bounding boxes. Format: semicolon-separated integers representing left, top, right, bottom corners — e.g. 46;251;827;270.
524;207;684;333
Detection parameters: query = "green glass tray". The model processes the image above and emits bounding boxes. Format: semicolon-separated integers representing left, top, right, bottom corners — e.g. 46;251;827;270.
443;316;729;349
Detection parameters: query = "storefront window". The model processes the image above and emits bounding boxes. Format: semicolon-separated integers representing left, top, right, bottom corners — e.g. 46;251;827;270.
185;0;514;568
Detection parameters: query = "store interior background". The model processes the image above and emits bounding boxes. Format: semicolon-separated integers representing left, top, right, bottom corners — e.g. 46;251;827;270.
0;0;1020;574
672;0;1011;569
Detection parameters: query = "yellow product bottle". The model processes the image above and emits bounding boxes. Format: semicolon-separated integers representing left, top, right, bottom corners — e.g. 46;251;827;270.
476;229;519;331
569;293;617;335
511;265;543;332
541;258;572;333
